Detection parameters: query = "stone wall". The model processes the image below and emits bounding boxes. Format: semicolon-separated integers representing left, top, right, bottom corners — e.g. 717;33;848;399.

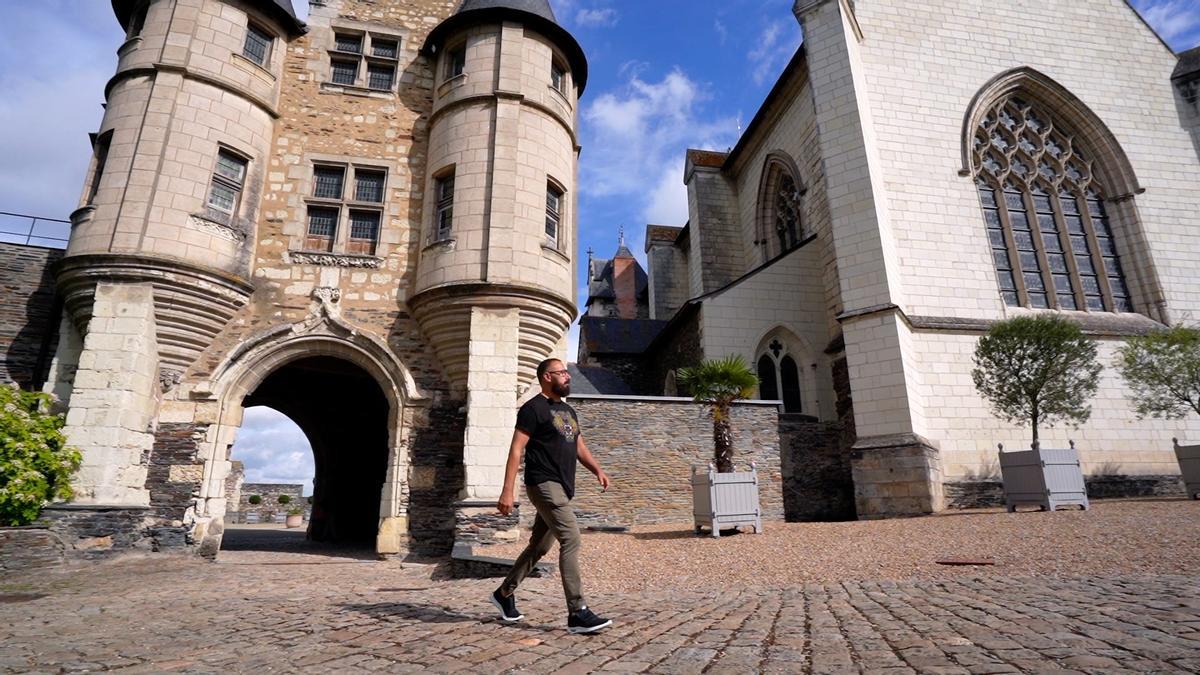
778;414;854;521
0;527;65;573
0;243;62;389
234;483;305;522
646;307;703;396
568;396;783;526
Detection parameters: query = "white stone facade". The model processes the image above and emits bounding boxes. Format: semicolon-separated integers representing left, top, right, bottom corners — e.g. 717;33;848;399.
649;0;1200;515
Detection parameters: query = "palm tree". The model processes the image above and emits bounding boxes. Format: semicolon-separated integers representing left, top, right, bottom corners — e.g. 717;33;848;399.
677;355;759;473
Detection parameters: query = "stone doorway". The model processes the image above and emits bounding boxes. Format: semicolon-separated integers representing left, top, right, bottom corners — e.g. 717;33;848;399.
236;355;390;546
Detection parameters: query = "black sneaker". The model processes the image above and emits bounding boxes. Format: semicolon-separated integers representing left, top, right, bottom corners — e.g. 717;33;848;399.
490;588;523;622
567;606;612;634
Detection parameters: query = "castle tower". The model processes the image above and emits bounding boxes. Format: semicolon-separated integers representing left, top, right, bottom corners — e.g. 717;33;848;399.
413;0;587;509
53;0;305;506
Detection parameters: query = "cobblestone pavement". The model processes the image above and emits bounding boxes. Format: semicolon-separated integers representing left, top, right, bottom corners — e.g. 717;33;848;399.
3;531;1200;673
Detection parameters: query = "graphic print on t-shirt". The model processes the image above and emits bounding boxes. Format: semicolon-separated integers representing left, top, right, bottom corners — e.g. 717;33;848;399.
551;409;577;442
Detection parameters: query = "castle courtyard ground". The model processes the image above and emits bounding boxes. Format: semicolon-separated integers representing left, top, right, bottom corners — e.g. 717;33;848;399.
2;499;1199;673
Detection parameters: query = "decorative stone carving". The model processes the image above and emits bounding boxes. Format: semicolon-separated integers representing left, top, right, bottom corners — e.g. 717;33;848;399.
187;214;248;242
159;368;183;392
292;286;356;337
284;250;383;268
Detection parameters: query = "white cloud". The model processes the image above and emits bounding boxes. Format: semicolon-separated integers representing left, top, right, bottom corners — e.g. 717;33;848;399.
581;67;738;226
1132;0;1200;47
714;18;729;45
747;20;800;86
231;407;314;494
576;8;618;28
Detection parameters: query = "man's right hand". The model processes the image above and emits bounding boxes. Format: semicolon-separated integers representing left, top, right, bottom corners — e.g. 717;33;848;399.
497;489;515;516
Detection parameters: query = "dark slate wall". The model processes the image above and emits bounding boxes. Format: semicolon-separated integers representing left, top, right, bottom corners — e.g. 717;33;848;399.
568;397;782;526
0;243;62;388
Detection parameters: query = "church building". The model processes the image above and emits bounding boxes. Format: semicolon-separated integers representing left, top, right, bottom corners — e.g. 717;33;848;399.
628;0;1200;516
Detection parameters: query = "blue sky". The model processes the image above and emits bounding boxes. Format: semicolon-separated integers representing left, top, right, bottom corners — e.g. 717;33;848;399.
2;0;1197;491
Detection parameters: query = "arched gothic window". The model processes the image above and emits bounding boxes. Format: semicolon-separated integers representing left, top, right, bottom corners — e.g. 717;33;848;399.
971;95;1132;312
757;338;802;412
775;174;802;253
757;154;805;259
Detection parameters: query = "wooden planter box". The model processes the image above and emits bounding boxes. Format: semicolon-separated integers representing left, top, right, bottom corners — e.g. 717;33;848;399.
691;465;762;538
998;442;1089;512
1174;438;1200;500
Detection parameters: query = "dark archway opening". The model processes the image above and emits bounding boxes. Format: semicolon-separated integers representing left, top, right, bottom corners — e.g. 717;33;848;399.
238;355;390;547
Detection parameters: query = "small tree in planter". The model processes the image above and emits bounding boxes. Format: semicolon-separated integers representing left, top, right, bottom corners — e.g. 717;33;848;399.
971;315;1101;511
0;384;81;526
1115;324;1200;498
678;355;763;536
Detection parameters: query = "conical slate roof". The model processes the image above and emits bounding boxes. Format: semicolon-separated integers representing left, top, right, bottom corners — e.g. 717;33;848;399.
111;0;305;35
424;0;588;93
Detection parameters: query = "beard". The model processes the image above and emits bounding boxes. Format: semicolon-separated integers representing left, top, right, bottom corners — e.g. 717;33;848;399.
551;380;571;398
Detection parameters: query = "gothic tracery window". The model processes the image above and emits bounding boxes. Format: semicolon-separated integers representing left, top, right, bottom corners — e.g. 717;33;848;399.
757;338;802;413
775;174;802;253
972;96;1132;312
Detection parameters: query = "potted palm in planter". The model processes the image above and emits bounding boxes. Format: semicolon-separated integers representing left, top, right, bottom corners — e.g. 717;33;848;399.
971;315;1101;512
1116;324;1200;499
678;355;763;537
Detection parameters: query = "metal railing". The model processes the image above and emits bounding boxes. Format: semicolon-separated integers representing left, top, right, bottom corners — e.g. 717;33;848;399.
0;211;70;249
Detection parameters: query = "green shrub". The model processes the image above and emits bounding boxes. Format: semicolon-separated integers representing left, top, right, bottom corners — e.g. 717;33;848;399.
1116;324;1200;420
277;494;291;505
0;384;81;526
287;506;304;516
248;494;262;505
971;314;1101;449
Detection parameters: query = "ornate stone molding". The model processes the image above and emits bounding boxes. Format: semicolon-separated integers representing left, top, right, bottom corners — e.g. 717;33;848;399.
187;214;247;243
284;250;383;268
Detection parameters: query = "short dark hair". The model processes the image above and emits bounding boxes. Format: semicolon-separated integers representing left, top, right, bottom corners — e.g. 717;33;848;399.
536;358;562;381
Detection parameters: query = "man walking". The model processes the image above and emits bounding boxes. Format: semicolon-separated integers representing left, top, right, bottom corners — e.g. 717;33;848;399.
491;358;613;634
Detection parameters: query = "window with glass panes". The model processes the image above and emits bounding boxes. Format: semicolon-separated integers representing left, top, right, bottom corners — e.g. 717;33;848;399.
305;163;386;254
328;32;399;91
206;149;248;219
435;174;454;240
243;23;273;67
551;61;566;93
545;183;563;243
971;95;1132;312
445;46;466;80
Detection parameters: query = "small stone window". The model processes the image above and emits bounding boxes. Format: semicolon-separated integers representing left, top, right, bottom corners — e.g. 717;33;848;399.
445;45;466;81
551;61;567;94
304;162;387;255
206;148;249;222
242;22;273;67
434;172;455;240
85;131;112;206
328;31;400;93
545;182;563;244
972;95;1132;312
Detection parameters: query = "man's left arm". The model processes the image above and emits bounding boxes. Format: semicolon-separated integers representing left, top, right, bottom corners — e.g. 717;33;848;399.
576;434;610;492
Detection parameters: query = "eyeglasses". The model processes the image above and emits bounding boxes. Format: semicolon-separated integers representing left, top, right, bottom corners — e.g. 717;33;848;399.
545;370;569;377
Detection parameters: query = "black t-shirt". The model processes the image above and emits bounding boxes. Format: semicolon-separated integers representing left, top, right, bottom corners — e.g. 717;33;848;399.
516;395;580;499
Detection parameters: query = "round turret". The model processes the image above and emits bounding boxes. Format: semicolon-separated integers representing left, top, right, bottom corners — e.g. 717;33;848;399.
411;0;586;389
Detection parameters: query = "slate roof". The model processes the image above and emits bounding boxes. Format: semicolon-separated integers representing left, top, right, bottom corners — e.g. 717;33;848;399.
112;0;305;35
567;364;634;395
585;251;648;306
424;0;588;93
579;317;667;355
1174;46;1200;81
